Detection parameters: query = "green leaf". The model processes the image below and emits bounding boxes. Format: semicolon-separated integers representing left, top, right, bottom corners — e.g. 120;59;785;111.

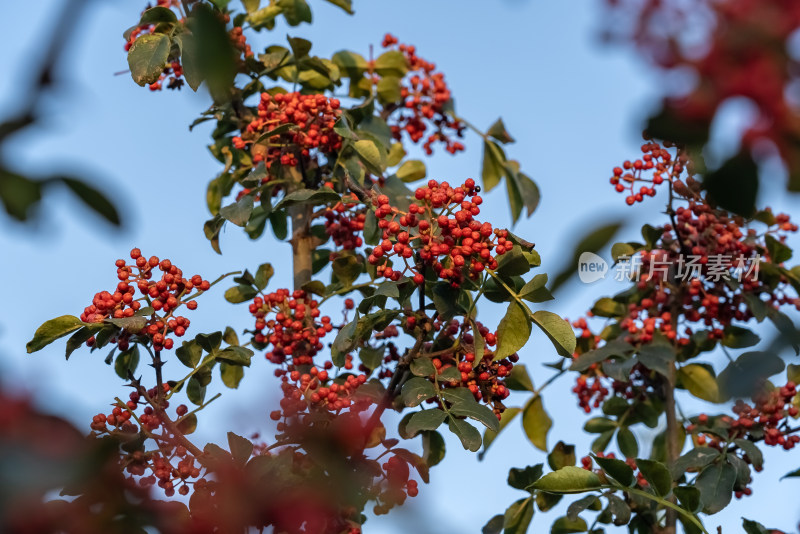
376;76;402;105
742;519;770;534
678;364;720;403
254;263;274;291
704;150;758;217
504;364;535;392
59;177;121;226
331;50;368;77
532;310;576;357
241;0;260;12
593;455;634;487
591;297;626;318
548;441;577;471
495;302;531;360
766;234;793;264
480;406;521;459
670;447;720;479
216;346;254;366
114;346;140;380
286;35;312;59
396;159;426;182
176;340;203;368
225;285;258;304
530;466;602;494
611;242;637;262
495;247;531;277
220;362;244;388
447;416;482;452
443;388;500;431
695;462;736;514
566;494;598;522
482;514;504;534
733;439;763;470
519;273;553;303
187;377;207;406
127;33;171;86
406;409;447;436
374;50;407;77
331;312;358;364
27;315;86;353
227;432;254;467
275;188;340;210
481;140;505;192
636;459;672;497
616;427;638;458
219;195;254;227
421;430;446;467
635;344;674;377
353;139;386;175
551;516;588;534
673;486;701;513
65;325;102;359
507;464;543;491
248;5;282;29
277;0;312;25
487;118;515;144
0;170;42;221
176;413;197;435
401;377;436;407
140;6;179;24
721;326;760;349
323;0;353;13
503;497;534;534
410;357;435;377
584;417;617;434
717;351;784;398
522;396;551;451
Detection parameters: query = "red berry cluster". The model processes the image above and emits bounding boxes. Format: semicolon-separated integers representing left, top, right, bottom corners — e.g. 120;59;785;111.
368;179;512;286
233;92;342;170
609;138;686;204
271;364;369;420
81;248;210;352
89;384;173;434
248;288;333;365
380;34;465;155
615;201;798;347
323;196;366;251
688;382;800;453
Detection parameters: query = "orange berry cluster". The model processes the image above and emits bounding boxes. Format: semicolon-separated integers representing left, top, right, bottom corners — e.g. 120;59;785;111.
609;138;685;204
233;92;342;170
368;179;511;286
381;34;465;155
81;248;209;352
248;288;333;365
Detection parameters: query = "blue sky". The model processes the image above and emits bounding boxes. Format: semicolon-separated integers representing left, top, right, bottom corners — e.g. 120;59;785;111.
1;0;799;532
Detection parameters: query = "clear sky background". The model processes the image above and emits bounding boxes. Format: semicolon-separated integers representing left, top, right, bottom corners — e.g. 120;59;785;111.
1;1;799;532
